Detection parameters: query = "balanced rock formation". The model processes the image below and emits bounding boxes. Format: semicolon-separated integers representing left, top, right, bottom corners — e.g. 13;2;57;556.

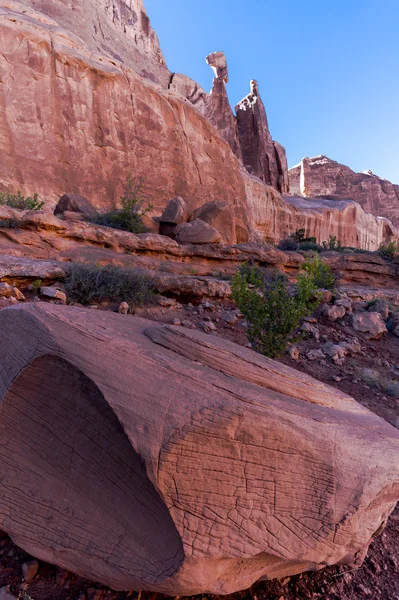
0;303;398;594
235;81;290;193
203;52;243;160
289;156;399;226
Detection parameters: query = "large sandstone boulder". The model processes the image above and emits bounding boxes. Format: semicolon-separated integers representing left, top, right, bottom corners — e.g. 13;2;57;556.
289;156;399;227
0;304;398;594
54;193;99;219
160;196;190;226
190;200;236;244
175;218;222;244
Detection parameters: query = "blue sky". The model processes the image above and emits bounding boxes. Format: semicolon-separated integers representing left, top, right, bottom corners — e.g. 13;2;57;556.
145;0;398;183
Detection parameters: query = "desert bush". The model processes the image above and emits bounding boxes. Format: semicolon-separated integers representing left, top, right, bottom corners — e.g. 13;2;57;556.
231;263;318;358
0;218;18;228
277;237;298;251
291;228;317;244
91;174;152;234
322;235;343;251
379;240;399;260
301;253;337;290
65;263;154;307
278;229;319;252
0;190;44;210
299;241;323;252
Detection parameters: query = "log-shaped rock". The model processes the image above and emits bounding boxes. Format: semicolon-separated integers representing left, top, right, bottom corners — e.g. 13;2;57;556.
0;304;398;595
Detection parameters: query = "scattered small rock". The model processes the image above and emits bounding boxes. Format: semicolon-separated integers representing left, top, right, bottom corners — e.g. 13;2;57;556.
352;312;388;340
323;304;346;322
288;345;300;360
40;286;67;303
0;587;16;600
158;296;177;307
222;312;238;326
0;282;25;301
368;299;390;321
22;559;39;583
306;349;325;361
199;320;217;333
118;301;129;315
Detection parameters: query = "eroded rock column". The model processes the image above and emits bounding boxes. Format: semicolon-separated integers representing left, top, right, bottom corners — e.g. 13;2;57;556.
235;80;289;193
204;52;243;160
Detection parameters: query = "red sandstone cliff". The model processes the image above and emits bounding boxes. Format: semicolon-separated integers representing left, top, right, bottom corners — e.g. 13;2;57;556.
289;156;399;227
0;1;397;250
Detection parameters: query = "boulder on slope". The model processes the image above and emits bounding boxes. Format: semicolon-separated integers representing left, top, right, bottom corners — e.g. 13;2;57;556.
190;200;236;243
0;303;398;595
175;219;222;244
54;194;99;219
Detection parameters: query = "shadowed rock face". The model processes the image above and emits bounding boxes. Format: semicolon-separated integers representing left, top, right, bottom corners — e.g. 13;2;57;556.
235;81;289;193
0;303;398;595
289;156;399;226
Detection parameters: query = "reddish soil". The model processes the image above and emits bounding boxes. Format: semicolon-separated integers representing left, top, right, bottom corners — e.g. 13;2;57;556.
0;298;398;600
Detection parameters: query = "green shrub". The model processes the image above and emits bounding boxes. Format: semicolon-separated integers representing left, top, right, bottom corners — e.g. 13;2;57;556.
299;241;323;252
322;235;342;251
291;228;317;244
278;229;318;252
278;237;299;251
91;174;152;234
65;263;154;307
231;263;318;358
31;279;43;290
301;253;337;290
379;240;399;260
0;190;44;210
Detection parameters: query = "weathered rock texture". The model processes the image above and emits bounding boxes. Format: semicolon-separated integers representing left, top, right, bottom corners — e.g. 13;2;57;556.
8;0;170;86
235;81;289;193
289;156;399;226
0;303;398;594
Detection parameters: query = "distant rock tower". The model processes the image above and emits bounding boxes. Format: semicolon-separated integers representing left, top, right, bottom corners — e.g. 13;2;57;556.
235;81;289;193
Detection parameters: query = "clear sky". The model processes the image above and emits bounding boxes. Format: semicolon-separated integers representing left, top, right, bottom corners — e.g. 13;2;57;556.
145;0;398;183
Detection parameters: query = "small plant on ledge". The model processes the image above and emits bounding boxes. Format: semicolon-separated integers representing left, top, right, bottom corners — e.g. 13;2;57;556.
0;190;44;211
91;174;152;234
379;240;399;260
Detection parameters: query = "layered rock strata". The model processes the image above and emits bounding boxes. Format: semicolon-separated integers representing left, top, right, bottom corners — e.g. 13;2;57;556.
0;303;398;594
289;156;399;226
0;208;398;293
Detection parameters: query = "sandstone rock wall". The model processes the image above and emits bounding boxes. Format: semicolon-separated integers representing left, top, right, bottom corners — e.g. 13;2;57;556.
0;2;397;250
289;156;399;227
5;0;170;85
243;173;397;251
0;3;251;239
